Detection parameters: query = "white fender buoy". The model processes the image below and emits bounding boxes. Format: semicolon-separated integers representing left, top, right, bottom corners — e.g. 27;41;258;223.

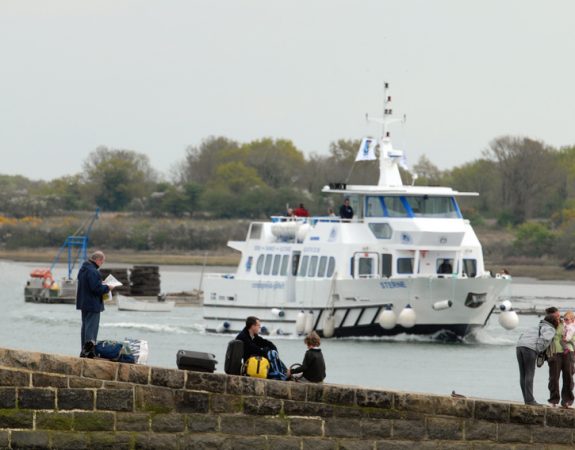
296;223;311;242
499;310;519;330
378;306;397;330
432;300;453;311
271;308;285;318
295;310;306;334
397;304;416;328
216;321;230;333
499;300;512;312
323;313;336;338
304;311;314;334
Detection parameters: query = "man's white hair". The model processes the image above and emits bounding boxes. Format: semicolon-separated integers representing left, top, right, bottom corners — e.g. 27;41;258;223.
89;251;105;262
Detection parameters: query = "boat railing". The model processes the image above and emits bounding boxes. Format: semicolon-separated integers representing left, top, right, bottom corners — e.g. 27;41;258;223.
270;215;358;225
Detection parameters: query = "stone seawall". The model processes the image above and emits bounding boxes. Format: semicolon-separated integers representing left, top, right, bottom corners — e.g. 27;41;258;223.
1;347;574;449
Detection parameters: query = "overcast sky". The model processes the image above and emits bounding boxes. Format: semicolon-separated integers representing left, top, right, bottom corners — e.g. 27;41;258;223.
1;0;574;180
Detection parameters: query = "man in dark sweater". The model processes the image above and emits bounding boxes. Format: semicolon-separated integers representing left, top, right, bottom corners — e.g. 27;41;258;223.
289;331;326;383
235;316;277;362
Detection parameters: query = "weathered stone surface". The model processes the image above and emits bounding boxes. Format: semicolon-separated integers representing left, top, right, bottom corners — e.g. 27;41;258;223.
181;433;227;450
259;417;289;436
0;367;29;386
243;396;282;415
96;388;133;411
151;367;185;389
433;396;473;418
332;405;364;418
186;371;227;393
58;388;94;410
268;436;302;450
82;358;117;381
51;431;90;450
392;419;427;440
175;390;209;413
118;363;149;385
0;348;41;371
0;431;8;449
0;409;33;429
290;417;323;436
32;372;68;388
151;413;186;432
474;400;509;422
289;382;307;402
0;387;16;408
322;385;356;406
338;439;375;450
89;431;133;450
284;400;333;417
546;408;575;428
302;438;337;450
394;393;435;414
116;412;150;431
361;418;392;439
376;441;440;450
18;387;55;409
187;413;218;432
36;411;74;430
497;423;532;443
145;433;182;450
226;375;265;396
102;380;134;389
69;375;103;388
73;411;115;431
356;389;394;409
211;394;242;413
220;415;256;435
135;385;175;413
457;444;511;450
39;354;82;376
10;430;49;448
509;404;546;425
266;379;291;400
532;425;573;444
223;436;267;450
464;419;497;441
426;416;463;440
306;383;324;403
324;418;362;438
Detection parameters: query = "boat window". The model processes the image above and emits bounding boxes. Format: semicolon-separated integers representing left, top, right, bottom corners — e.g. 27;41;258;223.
404;196;459;218
381;254;392;277
463;259;477;278
249;223;262;239
280;255;289;276
256;255;265;275
327;257;336;277
292;253;300;276
245;256;253;272
298;255;309;277
358;257;374;278
384;197;408;217
317;256;327;277
272;254;281;275
366;196;385;217
264;254;273;275
397;257;414;274
308;256;319;277
437;258;454;275
368;223;392;239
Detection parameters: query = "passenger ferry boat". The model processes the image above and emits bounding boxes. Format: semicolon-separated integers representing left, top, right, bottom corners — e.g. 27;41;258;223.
203;84;511;339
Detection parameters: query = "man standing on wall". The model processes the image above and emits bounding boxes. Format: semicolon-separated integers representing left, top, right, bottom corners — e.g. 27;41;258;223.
76;251;113;357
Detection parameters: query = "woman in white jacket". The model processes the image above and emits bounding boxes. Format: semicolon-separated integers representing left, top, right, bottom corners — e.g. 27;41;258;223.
516;314;559;405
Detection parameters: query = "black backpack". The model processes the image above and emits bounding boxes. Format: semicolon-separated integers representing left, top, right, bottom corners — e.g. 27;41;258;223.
224;340;244;375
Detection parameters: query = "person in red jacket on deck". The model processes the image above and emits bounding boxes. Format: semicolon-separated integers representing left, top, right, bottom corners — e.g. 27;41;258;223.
293;203;310;217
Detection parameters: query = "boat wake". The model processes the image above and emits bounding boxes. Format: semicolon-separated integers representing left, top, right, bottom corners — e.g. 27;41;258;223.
463;328;515;346
102;322;204;334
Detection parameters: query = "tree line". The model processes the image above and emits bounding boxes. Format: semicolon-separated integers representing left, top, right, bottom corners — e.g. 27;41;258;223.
1;135;575;260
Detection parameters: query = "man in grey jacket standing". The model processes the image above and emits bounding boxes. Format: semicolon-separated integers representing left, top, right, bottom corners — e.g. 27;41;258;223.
516;314;559;405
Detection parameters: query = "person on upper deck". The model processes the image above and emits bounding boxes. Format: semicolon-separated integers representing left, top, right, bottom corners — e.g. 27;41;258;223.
293;203;310;217
339;198;353;219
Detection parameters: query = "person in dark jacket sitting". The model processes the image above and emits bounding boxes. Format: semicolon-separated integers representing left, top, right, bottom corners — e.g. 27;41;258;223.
288;331;326;383
235;316;277;362
76;251;113;357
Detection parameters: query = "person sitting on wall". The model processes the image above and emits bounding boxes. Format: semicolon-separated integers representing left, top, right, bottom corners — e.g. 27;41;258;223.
293;203;310;217
339;198;354;219
437;259;453;274
288;331;326;383
235;316;278;362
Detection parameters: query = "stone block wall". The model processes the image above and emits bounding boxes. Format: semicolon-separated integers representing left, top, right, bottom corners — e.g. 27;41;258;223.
0;346;574;449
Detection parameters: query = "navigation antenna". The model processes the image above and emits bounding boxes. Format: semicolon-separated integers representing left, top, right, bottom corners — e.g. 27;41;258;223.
365;81;407;141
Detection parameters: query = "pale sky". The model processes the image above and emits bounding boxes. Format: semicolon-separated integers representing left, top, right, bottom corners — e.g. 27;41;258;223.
1;0;574;180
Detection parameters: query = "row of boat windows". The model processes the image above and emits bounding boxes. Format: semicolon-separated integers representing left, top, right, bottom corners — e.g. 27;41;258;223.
355;254;478;277
365;196;461;219
250;254;336;278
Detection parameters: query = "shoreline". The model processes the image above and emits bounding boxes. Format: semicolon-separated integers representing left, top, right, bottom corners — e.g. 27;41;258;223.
2;247;575;282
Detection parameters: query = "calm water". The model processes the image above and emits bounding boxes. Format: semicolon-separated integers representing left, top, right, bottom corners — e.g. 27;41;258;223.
2;259;575;403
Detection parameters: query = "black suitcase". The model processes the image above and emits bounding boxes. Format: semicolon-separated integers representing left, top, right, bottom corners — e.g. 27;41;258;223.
224;339;244;375
176;350;217;373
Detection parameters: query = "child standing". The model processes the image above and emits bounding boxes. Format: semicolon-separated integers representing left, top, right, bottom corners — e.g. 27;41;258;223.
562;311;575;354
288;331;326;383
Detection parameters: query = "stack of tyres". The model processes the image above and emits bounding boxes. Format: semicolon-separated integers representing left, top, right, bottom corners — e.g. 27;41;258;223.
99;268;130;295
130;265;160;296
176;350;217;373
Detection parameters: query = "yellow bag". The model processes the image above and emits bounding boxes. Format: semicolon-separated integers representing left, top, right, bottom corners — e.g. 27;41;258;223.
244;356;270;379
